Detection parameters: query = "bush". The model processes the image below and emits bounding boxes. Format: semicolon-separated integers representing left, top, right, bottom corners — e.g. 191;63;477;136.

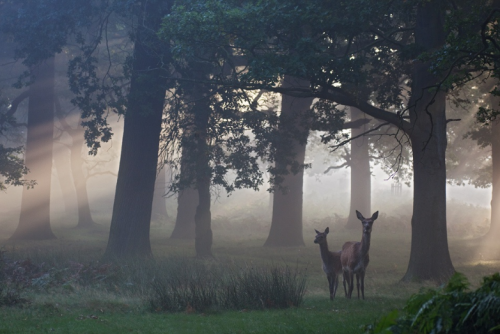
149;260;306;313
365;272;500;334
0;250;28;306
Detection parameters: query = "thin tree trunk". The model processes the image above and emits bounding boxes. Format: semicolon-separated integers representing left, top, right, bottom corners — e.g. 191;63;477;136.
402;1;454;282
346;107;371;229
10;57;56;240
71;130;96;228
264;76;313;247
104;6;168;258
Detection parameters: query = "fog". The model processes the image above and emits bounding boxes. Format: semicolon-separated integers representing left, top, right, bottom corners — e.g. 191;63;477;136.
0;107;492;243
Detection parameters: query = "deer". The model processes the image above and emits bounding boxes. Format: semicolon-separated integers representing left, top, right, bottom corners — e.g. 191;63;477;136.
314;227;346;300
341;210;378;300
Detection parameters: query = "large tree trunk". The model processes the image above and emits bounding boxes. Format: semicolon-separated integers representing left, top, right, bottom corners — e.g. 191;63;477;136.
151;164;169;224
487;101;500;248
104;7;168;258
402;1;455;283
264;76;313;247
345;107;371;229
10;57;56;240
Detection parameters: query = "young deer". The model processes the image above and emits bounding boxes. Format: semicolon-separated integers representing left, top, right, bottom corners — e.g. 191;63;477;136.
341;210;378;300
314;227;345;300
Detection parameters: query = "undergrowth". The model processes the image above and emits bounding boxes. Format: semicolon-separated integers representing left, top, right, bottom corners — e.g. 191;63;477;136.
365;272;500;334
149;261;307;312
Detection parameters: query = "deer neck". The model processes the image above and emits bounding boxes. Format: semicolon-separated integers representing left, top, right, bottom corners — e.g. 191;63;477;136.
360;231;371;256
319;241;331;263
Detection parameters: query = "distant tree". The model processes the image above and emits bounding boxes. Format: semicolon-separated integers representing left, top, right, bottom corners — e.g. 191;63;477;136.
0;0;95;239
54;96;97;228
10;57;57;239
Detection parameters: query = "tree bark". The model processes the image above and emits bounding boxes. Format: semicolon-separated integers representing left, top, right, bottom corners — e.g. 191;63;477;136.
10;57;56;240
345;107;371;229
151;164;169;224
104;6;169;258
264;76;313;247
402;1;455;282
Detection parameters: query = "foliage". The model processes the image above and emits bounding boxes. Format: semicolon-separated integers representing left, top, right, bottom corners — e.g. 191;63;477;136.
0;94;32;190
365;272;500;334
149;260;306;312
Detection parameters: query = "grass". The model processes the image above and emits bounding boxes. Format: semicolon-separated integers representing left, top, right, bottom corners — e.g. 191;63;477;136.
0;220;499;334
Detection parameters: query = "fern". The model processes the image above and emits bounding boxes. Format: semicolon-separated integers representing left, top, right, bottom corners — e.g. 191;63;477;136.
365;272;500;334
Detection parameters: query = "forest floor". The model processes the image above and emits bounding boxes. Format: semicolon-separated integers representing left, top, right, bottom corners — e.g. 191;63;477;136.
0;220;499;334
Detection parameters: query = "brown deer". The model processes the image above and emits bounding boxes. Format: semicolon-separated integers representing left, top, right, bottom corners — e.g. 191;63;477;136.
314;227;345;300
341;210;378;299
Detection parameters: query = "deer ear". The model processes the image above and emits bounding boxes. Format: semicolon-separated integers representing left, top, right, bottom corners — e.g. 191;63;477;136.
315;229;321;234
371;211;379;221
325;227;329;234
356;210;364;220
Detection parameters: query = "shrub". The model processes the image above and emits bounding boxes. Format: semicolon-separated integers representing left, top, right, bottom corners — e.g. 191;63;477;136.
365;272;500;334
0;250;28;306
149;260;306;313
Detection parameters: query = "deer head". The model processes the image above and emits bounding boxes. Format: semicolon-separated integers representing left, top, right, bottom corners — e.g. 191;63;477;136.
314;227;329;244
355;210;379;234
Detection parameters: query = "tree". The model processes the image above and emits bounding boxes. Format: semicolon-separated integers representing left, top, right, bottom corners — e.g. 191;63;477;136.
54;96;97;228
160;0;457;281
264;76;314;247
1;0;96;239
10;57;57;240
102;1;172;259
345;108;371;229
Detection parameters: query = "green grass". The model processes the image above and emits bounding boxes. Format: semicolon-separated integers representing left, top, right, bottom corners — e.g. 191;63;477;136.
0;221;499;334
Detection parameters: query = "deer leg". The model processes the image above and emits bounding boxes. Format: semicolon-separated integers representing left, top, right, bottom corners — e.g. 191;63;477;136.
342;271;348;297
328;275;334;300
333;274;338;299
356;273;360;299
361;271;365;300
348;271;354;299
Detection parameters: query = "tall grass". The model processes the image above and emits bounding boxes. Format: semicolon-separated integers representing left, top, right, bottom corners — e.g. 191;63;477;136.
149;260;307;312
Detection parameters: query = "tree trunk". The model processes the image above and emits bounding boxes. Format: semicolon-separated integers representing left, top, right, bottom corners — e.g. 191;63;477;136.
264;76;313;247
487;102;500;247
54;98;96;228
170;187;197;239
192;86;213;257
151;164;169;224
71;129;96;228
104;9;168;258
346;107;371;229
10;57;56;240
402;1;455;283
53;144;76;216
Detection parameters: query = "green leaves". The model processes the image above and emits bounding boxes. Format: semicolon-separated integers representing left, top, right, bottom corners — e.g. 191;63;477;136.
366;272;500;334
